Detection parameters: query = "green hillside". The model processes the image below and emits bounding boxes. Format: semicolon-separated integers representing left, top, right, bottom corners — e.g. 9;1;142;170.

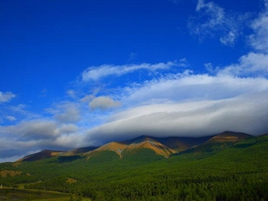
0;134;267;200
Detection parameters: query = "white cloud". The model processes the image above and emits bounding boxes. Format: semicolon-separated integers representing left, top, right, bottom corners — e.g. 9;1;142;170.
89;96;121;110
219;52;268;76
0;120;87;162
56;124;78;134
82;61;182;81
86;91;268;143
53;133;87;148
122;73;268;105
82;69;268;143
2;120;59;140
0;91;16;103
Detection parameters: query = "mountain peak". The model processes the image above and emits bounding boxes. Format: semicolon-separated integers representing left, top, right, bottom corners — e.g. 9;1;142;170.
124;138;176;158
87;142;127;158
86;136;176;159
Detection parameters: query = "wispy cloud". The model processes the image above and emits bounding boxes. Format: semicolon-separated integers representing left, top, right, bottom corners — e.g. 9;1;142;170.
122;73;268;106
189;0;244;46
0;120;59;143
38;88;47;98
249;1;268;53
67;90;77;99
0;104;40;125
0;91;16;103
216;1;268;76
82;61;185;82
220;31;236;46
5;116;16;121
47;102;81;123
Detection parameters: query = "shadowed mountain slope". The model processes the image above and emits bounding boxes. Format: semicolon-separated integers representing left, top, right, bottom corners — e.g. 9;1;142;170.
152;136;212;152
18;150;63;162
208;131;251;142
180;131;251;155
63;146;99;156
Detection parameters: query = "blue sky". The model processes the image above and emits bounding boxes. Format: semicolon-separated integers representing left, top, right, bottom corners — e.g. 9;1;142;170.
1;0;268;162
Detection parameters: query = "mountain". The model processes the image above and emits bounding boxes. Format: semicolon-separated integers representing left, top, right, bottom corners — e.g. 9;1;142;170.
16;131;252;162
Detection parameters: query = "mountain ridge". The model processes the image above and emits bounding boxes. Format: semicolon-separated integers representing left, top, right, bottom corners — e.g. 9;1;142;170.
16;131;252;162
